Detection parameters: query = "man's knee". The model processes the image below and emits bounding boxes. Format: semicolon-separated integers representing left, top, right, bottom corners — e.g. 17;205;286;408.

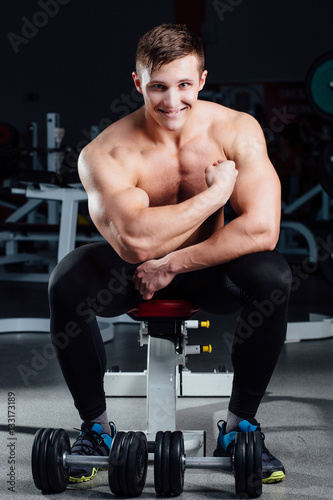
269;254;292;297
48;263;62;304
254;253;292;307
48;259;79;307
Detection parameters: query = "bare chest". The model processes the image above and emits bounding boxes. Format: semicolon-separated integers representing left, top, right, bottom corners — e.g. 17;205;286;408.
137;141;225;207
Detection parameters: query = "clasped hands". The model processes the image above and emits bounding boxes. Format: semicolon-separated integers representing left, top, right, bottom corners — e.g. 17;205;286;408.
133;255;174;301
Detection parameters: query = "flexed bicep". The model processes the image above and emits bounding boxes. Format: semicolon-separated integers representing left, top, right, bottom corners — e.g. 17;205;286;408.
79;147;151;260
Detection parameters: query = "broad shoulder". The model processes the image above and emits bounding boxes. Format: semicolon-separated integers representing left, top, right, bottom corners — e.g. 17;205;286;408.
197;100;260;134
197;101;266;159
83;110;142;157
79;111;143;178
78;132;142;192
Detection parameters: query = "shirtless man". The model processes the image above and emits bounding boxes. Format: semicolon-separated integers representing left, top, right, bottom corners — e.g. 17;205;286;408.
49;24;291;485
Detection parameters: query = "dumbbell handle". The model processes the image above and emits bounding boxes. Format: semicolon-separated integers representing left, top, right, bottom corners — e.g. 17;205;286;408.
185;456;232;471
63;452;108;468
63;453;233;471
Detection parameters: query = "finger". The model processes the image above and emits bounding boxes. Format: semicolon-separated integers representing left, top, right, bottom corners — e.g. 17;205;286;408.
139;281;146;295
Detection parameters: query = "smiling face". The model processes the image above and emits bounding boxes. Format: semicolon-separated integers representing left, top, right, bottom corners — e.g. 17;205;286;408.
133;54;207;132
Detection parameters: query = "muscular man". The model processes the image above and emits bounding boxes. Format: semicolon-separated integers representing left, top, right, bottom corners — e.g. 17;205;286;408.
49;24;291;485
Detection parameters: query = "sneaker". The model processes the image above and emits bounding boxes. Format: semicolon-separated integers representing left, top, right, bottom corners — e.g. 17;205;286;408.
213;419;285;483
69;421;116;483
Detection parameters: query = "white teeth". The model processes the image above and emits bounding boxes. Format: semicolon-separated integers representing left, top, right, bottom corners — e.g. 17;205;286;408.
162;109;182;116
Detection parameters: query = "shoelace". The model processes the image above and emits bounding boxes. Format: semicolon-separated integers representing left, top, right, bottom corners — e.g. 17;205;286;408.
216;420;276;464
217;420;273;452
216;419;224;432
72;428;104;455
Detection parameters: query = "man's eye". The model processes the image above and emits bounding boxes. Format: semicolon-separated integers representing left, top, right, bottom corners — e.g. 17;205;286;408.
180;82;190;88
153;84;164;89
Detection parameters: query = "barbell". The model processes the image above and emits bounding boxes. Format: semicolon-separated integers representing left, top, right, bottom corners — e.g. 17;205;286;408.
31;427;263;498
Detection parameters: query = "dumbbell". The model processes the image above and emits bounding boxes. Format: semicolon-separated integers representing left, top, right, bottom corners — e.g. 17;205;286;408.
153;430;263;498
31;428;148;497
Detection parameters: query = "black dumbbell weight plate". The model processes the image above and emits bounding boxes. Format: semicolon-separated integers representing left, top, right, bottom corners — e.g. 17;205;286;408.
246;431;255;497
126;431;148;497
154;431;164;495
234;432;247;497
46;428;70;493
31;428;46;491
108;431;127;496
162;431;172;496
38;428;54;492
253;431;263;497
119;431;135;497
170;431;185;496
246;432;263;498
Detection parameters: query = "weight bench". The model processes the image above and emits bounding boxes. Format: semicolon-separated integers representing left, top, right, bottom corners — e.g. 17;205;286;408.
105;299;233;453
127;299;210;453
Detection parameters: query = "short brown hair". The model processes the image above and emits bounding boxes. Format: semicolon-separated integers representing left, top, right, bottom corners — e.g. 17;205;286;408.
135;24;205;77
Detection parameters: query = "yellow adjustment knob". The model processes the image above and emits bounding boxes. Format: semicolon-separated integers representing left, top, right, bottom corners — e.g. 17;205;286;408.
202;345;212;353
200;320;210;328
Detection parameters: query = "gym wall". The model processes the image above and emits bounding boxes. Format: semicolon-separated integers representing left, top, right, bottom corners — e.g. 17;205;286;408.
204;0;332;83
1;0;332;145
1;0;175;145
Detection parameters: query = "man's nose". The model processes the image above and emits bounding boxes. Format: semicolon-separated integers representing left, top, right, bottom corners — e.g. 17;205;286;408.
163;89;179;108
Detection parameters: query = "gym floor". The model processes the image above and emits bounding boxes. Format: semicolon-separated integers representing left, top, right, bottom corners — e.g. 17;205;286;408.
0;266;332;500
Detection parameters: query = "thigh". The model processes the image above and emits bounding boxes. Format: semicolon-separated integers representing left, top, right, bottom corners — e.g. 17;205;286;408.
153;264;242;314
225;249;292;302
49;241;142;317
153;250;291;315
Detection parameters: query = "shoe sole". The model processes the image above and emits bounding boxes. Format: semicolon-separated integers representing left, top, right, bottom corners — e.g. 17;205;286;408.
262;470;286;484
214;449;286;485
69;467;98;483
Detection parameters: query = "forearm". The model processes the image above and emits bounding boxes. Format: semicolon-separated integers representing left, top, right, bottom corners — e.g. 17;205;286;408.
166;215;279;274
132;215;279;300
116;184;230;262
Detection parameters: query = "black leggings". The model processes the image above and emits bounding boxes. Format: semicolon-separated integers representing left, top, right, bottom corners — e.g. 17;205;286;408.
48;242;292;421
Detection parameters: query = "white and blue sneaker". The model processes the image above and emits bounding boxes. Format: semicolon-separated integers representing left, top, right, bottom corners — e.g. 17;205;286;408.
213;419;285;484
69;421;116;483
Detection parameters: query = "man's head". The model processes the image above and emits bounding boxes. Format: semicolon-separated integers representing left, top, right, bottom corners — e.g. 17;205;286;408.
132;24;207;133
135;24;205;80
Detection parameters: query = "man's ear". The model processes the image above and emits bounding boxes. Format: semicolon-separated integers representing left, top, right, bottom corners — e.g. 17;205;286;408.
199;70;208;91
132;72;143;94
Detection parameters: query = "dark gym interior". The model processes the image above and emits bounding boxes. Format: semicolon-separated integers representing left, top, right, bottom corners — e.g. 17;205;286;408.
0;1;332;499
